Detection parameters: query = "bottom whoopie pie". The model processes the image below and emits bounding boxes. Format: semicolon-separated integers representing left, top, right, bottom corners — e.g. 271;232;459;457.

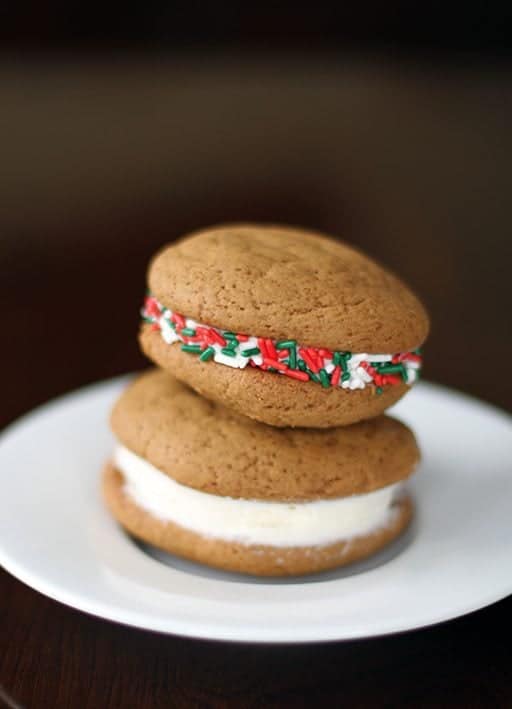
102;369;419;577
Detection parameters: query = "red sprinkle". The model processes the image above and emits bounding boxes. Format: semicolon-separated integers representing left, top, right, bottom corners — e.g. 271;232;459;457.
237;334;249;342
277;349;289;360
195;326;211;342
383;374;402;386
331;365;342;387
307;348;323;369
284;369;310;382
299;348;320;373
263;357;289;372
393;353;421;364
360;361;377;378
208;328;227;347
151;323;160;332
265;339;278;359
318;348;333;359
171;313;186;329
145;296;161;319
258;338;269;358
402;353;422;363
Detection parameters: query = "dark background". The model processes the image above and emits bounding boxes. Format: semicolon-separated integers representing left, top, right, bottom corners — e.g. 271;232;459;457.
2;4;512;54
1;6;511;708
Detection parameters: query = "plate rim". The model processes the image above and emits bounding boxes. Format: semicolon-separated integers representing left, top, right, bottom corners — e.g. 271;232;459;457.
3;548;512;644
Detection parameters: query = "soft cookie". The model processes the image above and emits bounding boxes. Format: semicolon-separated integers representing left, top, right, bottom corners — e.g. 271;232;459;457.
103;369;419;577
139;224;429;427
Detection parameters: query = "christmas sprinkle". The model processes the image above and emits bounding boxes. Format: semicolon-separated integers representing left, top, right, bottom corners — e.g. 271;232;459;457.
142;295;422;391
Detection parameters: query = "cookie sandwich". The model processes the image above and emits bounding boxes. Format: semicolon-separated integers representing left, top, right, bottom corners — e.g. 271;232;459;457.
140;224;429;428
103;369;420;577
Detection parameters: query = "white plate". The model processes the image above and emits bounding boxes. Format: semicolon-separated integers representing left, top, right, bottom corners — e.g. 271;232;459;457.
0;377;511;643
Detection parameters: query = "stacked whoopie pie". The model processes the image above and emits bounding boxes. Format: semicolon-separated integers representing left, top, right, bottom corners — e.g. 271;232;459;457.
103;224;429;576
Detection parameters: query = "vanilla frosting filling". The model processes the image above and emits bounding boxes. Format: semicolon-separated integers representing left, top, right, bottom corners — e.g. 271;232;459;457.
114;444;403;548
142;295;422;392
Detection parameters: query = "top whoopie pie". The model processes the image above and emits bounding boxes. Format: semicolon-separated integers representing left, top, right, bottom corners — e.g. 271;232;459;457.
140;224;429;428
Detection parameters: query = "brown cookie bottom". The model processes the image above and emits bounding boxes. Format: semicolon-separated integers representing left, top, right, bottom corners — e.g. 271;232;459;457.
139;325;410;428
102;463;413;577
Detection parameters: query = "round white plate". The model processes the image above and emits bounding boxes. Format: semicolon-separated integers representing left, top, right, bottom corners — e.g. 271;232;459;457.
0;377;511;643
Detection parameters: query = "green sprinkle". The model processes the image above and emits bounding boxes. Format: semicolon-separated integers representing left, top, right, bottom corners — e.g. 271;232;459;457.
241;347;260;357
376;364;403;375
199;346;215;361
334;352;352;369
223;332;239;342
276;340;296;350
342;372;351;382
306;368;320;383
288;348;297;369
319;369;331;388
181;344;202;354
376;386;383;395
181;327;196;337
298;360;307;372
221;347;237;357
141;315;153;323
376;363;408;382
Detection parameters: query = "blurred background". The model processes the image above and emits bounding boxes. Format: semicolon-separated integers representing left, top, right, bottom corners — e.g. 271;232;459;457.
1;4;511;428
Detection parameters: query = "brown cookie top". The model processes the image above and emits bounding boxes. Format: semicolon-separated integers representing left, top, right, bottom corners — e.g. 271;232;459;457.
111;369;420;501
148;223;429;352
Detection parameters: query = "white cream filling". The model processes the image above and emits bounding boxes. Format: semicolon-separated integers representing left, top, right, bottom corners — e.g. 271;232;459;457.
114;445;402;548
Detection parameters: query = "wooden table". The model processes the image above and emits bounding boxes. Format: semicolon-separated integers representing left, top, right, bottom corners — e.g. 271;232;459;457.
1;58;511;707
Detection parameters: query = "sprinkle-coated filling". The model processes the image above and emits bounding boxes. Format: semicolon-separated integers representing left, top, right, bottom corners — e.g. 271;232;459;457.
142;295;422;392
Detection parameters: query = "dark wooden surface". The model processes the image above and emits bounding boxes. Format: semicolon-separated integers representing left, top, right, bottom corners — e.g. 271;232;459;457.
1;58;511;708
